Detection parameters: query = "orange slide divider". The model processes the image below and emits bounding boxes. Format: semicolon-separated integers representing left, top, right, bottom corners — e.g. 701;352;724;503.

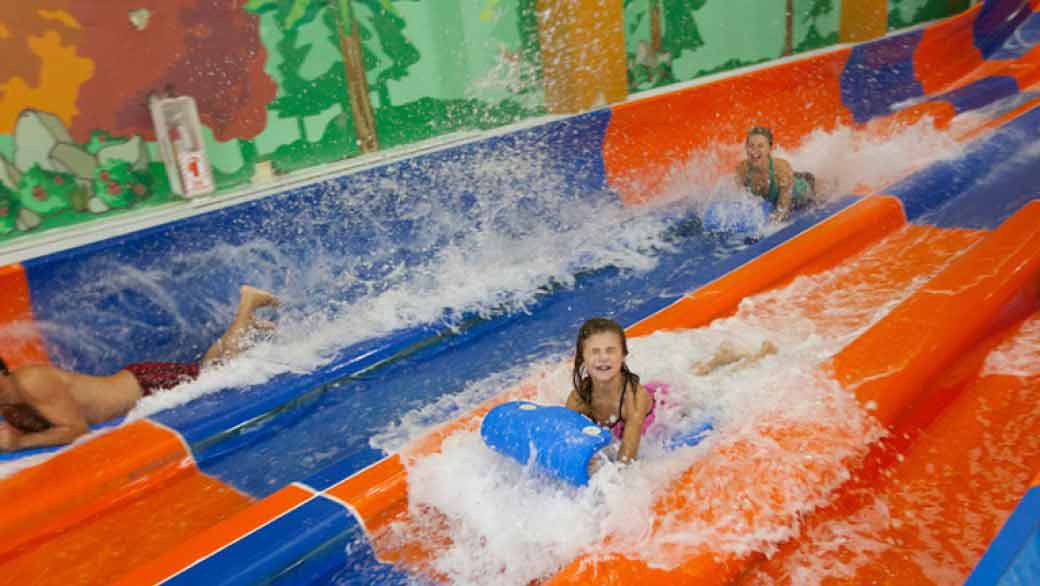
0;420;253;584
627;195;906;338
833;200;1040;427
545;202;1040;585
0;263;49;368
112;484;313;586
746;311;1040;583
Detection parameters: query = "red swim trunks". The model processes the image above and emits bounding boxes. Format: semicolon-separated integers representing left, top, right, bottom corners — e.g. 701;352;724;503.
124;362;200;396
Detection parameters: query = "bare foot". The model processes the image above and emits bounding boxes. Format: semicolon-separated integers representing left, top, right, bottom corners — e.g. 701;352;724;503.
240;285;280;313
756;340;778;358
691;362;712;376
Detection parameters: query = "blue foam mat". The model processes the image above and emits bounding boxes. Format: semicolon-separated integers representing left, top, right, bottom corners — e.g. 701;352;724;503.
481;401;612;486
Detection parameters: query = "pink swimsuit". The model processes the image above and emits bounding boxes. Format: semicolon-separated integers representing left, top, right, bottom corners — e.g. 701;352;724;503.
610;381;667;439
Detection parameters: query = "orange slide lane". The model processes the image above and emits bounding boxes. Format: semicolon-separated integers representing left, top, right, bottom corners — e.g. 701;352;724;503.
544;203;1040;584
0;421;254;586
360;199;989;579
113;484;314;586
740;310;1040;584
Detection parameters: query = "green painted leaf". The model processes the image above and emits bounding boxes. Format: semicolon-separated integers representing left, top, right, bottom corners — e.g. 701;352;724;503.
243;0;278;15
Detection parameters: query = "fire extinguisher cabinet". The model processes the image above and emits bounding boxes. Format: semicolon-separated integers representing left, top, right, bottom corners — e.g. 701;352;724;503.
149;95;216;198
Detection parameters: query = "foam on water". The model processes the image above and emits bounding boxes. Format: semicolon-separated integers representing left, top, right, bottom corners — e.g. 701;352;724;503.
380;217;983;584
982;313;1040;377
658;115;961;204
379;140;997;582
387;316;886;584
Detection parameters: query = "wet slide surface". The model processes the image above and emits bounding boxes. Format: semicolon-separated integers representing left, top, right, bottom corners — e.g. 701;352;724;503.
740;313;1040;585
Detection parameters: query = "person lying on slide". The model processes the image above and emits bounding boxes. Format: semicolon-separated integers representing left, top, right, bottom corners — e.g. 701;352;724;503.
0;286;279;452
736;126;816;222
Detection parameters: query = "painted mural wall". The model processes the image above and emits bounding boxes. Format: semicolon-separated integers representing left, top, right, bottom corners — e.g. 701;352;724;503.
0;0;969;244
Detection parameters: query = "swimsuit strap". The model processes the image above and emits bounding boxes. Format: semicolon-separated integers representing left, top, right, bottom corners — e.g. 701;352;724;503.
616;378;628;425
766;156;780;206
746;158;781;206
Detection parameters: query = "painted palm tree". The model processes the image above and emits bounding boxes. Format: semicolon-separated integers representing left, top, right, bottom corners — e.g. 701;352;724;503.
784;0;794;55
330;0;379;153
246;0;385;153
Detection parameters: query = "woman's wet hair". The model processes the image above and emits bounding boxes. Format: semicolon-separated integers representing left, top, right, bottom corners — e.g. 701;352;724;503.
747;125;774;146
0;356;8;376
571;317;640;406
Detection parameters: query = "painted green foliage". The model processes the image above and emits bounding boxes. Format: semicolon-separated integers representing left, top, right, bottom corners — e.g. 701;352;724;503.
890;0;971;29
17;165;77;216
797;0;838;53
0;183;17;235
351;0;544;144
625;0;706;91
356;0;421;109
269;6;359;172
93;160;149;210
247;0;543;173
247;0;354;172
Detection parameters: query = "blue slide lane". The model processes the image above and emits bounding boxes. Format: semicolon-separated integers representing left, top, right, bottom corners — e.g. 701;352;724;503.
975;0;1035;59
840;30;924;124
887;102;1040;227
181;94;1040;583
967;486;1040;586
186;99;1040;499
934;75;1020;114
21;110;614;375
162;495;409;586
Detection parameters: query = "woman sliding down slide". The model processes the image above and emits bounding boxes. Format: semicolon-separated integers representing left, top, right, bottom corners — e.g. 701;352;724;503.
736;126;817;222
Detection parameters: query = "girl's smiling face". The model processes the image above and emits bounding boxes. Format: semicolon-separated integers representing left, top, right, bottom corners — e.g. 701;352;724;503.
582;331;625;385
746;134;771;167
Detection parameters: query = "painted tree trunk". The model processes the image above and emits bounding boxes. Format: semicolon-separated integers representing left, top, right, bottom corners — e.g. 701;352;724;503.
650;0;662;60
332;0;379;154
783;0;794;55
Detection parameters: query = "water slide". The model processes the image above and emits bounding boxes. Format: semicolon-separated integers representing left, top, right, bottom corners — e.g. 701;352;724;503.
2;1;1040;584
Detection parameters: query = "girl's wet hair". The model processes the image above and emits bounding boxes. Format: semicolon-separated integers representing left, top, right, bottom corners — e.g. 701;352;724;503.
572;317;640;406
747;125;774;146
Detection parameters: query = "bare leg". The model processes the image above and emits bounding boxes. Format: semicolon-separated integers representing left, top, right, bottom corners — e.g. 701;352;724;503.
202;286;280;367
691;340;777;375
